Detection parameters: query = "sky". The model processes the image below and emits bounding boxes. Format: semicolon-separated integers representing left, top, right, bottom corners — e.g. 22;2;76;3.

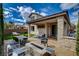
3;3;79;25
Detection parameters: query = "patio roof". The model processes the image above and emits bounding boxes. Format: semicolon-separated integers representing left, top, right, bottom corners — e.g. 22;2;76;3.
27;11;71;25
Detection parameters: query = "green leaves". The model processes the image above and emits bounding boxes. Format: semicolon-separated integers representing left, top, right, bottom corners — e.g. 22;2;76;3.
76;12;79;55
0;3;4;56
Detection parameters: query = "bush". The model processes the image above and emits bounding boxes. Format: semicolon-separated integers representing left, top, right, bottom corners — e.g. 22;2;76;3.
4;34;13;40
24;33;28;37
20;33;28;37
29;34;35;37
76;14;79;55
20;33;35;37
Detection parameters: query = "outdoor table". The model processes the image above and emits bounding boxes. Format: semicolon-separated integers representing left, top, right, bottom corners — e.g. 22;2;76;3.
13;36;28;47
12;47;26;56
14;36;27;40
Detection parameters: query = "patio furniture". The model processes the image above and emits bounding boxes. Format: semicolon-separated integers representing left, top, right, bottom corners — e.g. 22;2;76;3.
7;44;13;56
35;34;48;46
40;34;48;46
12;47;27;56
41;37;48;46
13;36;28;47
6;40;19;56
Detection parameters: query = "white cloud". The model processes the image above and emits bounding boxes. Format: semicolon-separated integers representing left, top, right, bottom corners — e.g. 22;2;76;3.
71;10;79;25
60;3;78;10
5;14;13;18
3;10;13;18
17;6;33;21
40;12;47;16
32;10;36;13
11;18;25;23
4;11;10;14
36;12;40;14
9;7;18;11
4;8;11;11
3;8;16;19
41;8;48;12
18;6;32;14
71;18;78;25
72;10;79;16
70;15;78;25
40;6;52;13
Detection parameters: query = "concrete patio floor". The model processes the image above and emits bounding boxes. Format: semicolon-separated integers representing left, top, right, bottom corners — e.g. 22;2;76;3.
28;37;76;56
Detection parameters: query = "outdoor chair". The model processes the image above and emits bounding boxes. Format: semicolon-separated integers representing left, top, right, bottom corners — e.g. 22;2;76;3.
41;34;48;46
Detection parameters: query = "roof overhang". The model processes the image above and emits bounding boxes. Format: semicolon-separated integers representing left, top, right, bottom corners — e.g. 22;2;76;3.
27;11;71;25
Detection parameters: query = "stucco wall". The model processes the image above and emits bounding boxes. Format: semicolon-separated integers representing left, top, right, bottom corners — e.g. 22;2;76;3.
38;28;45;36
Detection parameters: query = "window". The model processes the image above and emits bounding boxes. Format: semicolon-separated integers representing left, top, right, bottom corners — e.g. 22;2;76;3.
31;16;35;20
31;26;34;31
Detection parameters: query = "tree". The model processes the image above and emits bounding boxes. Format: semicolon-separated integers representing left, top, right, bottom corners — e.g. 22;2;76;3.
76;12;79;55
0;3;4;56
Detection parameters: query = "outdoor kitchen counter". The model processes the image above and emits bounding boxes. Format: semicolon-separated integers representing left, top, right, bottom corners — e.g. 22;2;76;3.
25;43;54;56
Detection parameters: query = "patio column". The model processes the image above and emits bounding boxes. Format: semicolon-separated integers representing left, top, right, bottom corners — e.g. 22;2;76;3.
35;25;38;36
45;23;48;38
28;24;31;38
56;17;66;55
64;23;68;36
57;17;64;41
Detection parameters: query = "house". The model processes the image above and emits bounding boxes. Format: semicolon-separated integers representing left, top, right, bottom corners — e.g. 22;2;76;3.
68;24;76;37
27;11;70;39
27;11;76;55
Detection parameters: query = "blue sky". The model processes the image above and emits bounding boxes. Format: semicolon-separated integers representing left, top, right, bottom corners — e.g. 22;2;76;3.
3;3;79;25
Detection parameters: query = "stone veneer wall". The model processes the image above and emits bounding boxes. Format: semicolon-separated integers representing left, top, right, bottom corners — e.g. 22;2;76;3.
56;17;76;56
63;36;76;51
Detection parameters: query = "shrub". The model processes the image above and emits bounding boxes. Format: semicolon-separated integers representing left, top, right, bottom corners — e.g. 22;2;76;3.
29;34;35;37
76;13;79;55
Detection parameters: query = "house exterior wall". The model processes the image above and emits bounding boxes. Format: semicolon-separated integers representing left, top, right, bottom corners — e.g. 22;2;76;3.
57;17;64;41
28;24;50;37
30;14;42;20
64;23;69;36
64;17;70;36
48;24;52;37
28;16;69;38
27;13;76;55
55;17;76;56
29;24;38;35
38;28;45;36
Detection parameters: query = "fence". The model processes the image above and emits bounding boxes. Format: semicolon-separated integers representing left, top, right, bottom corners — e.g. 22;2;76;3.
4;29;27;34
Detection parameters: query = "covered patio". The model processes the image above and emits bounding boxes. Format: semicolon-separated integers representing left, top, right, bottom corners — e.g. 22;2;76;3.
27;11;76;55
28;16;69;40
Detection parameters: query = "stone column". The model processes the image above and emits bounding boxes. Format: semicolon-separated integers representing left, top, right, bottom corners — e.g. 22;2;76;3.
57;17;64;42
35;25;38;36
28;24;31;38
45;23;48;38
64;23;68;36
56;17;65;56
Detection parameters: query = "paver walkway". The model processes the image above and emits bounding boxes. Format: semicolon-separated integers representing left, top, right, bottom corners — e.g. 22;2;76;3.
29;37;76;56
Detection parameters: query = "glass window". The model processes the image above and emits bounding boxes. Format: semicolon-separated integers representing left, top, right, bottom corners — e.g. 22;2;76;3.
31;26;34;31
31;16;35;20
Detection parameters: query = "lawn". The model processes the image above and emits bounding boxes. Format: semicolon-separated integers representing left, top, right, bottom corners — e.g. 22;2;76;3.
4;34;13;40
